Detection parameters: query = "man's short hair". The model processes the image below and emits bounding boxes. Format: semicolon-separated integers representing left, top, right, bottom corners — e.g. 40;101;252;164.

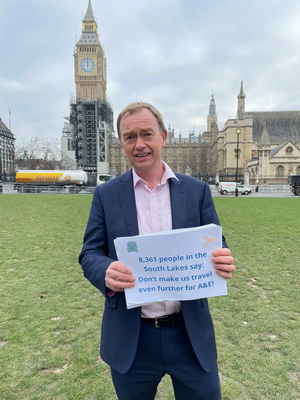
117;102;167;140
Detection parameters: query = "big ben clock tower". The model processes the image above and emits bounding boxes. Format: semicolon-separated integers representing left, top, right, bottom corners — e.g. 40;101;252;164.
74;0;107;101
68;0;113;186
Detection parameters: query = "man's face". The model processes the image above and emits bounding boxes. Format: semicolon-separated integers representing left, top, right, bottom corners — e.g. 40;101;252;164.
119;108;167;176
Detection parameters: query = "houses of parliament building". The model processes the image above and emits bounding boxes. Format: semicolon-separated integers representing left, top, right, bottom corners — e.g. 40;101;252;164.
63;0;300;186
109;81;300;185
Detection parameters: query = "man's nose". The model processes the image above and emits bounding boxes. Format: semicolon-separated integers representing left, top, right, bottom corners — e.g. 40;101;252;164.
135;135;145;148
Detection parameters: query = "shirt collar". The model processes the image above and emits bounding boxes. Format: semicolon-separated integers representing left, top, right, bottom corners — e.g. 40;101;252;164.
132;161;179;187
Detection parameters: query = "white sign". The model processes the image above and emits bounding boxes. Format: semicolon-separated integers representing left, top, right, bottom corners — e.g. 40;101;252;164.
114;224;227;309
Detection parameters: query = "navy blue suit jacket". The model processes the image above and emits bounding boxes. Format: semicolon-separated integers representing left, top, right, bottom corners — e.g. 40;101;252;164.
79;170;227;374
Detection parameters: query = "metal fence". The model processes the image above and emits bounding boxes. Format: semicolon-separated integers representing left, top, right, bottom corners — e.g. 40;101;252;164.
0;183;292;195
252;184;290;193
0;184;95;195
210;184;291;194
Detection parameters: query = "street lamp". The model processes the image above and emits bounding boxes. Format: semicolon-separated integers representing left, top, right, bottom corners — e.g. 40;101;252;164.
256;145;261;191
235;127;241;197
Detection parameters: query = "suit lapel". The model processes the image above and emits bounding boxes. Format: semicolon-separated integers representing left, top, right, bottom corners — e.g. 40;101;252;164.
170;176;186;230
117;171;139;237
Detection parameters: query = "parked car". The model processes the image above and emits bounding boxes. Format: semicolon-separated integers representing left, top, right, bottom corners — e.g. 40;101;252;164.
218;182;252;195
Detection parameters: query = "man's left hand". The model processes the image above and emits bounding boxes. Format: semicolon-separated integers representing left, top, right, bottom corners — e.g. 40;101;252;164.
211;248;235;279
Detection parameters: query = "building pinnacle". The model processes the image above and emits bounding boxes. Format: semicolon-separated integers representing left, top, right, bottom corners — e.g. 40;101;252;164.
238;80;246;98
209;94;216;116
83;0;96;22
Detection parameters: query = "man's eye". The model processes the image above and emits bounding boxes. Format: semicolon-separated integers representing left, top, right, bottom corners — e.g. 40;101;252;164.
126;136;133;141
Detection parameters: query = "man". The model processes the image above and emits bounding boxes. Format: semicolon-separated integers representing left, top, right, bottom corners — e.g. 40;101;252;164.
79;102;235;400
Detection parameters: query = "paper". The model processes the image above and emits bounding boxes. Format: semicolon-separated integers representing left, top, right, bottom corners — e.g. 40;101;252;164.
114;224;227;309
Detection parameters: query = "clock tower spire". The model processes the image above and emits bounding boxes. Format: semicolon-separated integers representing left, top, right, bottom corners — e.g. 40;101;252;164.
74;0;107;101
83;0;95;21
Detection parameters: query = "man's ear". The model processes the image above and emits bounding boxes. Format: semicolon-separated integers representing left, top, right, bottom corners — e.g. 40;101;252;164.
162;129;167;147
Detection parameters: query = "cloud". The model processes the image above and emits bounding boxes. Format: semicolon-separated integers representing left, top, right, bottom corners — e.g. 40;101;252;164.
2;0;300;143
0;78;25;92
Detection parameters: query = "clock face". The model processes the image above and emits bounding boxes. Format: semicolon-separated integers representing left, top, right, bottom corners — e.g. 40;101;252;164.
80;58;95;73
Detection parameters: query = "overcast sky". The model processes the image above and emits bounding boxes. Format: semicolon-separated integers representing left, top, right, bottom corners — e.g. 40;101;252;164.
2;0;300;144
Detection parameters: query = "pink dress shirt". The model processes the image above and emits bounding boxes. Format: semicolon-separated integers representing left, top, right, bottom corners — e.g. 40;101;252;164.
133;162;181;318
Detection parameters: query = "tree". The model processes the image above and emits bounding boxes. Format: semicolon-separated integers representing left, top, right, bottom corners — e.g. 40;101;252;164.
15;134;68;170
59;153;77;170
186;144;208;180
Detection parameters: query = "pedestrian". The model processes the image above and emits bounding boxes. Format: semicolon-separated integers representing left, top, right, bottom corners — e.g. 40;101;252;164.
79;102;235;399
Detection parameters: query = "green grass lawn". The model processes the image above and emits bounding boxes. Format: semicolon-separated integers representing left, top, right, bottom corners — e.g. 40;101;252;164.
0;195;299;399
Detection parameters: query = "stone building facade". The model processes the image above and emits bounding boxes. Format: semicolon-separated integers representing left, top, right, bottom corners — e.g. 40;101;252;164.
0;118;15;182
216;82;300;184
247;141;300;184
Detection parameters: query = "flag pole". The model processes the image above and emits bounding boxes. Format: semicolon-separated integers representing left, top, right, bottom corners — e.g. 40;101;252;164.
9;108;11;132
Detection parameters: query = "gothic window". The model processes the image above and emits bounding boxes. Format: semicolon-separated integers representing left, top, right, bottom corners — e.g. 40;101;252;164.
296;166;300;175
276;166;284;177
173;156;177;163
286;146;293;154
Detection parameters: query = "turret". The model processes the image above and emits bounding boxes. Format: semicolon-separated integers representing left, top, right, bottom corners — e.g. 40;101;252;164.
207;94;218;132
237;81;246;119
209;94;216;116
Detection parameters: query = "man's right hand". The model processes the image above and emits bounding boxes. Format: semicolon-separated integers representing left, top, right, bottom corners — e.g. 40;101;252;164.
105;261;136;292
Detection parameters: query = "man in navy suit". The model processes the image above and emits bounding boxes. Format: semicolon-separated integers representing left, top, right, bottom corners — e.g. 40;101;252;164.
79;102;235;399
